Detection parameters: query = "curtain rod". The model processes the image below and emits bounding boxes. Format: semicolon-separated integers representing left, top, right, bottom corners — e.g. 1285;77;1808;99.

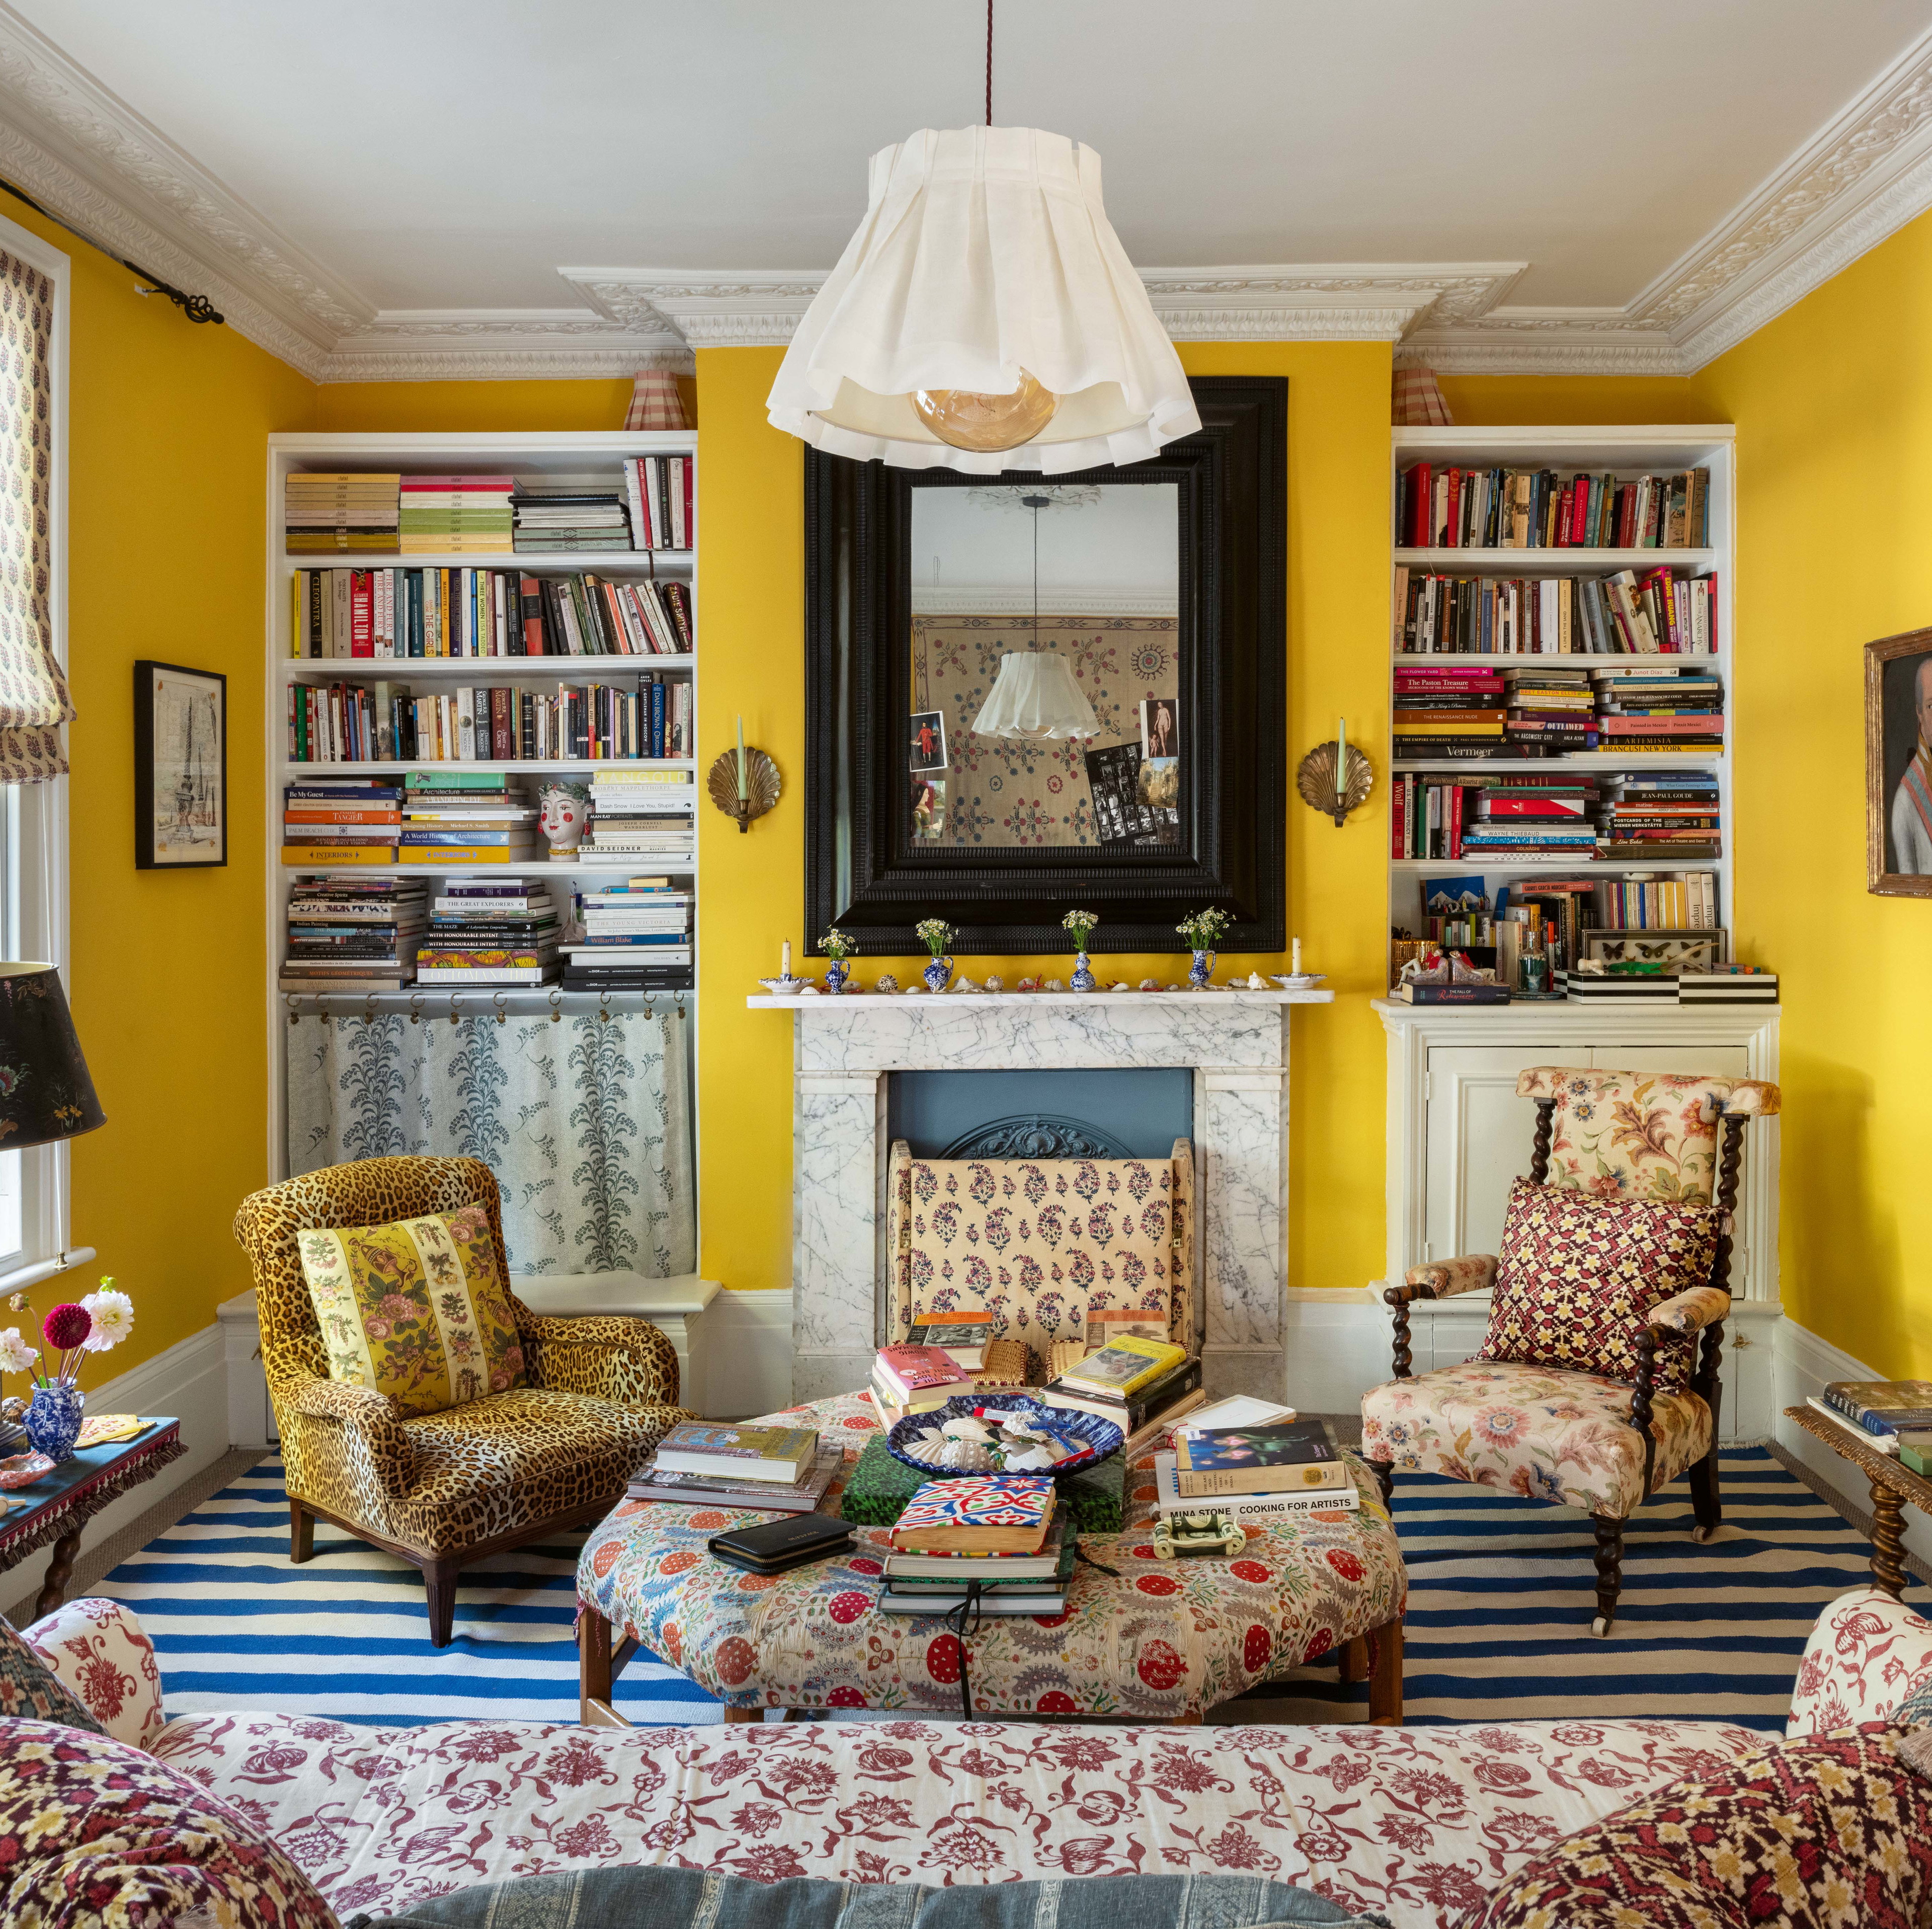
0;175;223;324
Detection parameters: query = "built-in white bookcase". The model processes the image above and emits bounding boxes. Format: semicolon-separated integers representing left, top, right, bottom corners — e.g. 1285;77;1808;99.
263;430;699;1179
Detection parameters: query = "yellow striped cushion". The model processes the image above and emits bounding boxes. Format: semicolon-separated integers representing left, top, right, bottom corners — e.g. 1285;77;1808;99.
296;1202;525;1416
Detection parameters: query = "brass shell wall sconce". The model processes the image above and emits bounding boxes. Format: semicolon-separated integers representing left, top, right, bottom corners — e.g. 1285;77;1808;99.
1297;723;1373;828
709;739;781;832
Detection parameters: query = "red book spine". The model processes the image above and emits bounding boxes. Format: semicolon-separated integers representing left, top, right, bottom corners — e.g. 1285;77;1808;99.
1448;782;1464;859
519;575;545;656
1391;777;1405;859
1444;468;1463;549
1407;464;1431;546
351;571;373;657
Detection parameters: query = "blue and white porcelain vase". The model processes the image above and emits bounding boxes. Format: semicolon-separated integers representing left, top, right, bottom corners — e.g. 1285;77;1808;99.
1070;952;1097;993
1188;948;1217;989
922;954;953;994
25;1383;84;1463
824;957;850;995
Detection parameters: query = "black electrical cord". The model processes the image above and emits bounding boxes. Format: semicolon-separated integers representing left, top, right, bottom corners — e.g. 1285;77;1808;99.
944;1581;985;1718
985;0;994;126
0;175;223;324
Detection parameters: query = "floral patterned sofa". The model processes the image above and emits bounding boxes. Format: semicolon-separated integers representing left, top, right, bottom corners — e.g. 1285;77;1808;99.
12;1584;1929;1928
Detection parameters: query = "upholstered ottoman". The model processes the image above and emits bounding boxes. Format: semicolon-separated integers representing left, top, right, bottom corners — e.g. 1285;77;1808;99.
577;1393;1407;1724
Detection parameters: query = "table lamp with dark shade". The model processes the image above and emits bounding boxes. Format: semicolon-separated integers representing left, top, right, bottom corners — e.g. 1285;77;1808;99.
0;963;104;1149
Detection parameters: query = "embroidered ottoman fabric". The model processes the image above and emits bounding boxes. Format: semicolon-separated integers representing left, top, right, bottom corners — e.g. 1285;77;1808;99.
1480;1180;1716;1391
886;1145;1195;1374
0;1718;337;1927
1452;1725;1932;1928
1788;1587;1932;1736
21;1596;166;1748
578;1392;1404;1720
149;1708;1764;1925
1360;1361;1712;1517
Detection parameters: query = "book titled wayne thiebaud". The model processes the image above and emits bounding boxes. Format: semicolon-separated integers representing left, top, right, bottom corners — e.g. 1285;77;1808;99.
652;1422;819;1484
1172;1419;1349;1497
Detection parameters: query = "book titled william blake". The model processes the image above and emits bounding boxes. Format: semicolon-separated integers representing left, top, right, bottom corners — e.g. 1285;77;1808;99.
1172;1420;1350;1497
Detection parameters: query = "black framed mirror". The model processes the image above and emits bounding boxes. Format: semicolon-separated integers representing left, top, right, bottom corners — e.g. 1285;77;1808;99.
804;375;1285;955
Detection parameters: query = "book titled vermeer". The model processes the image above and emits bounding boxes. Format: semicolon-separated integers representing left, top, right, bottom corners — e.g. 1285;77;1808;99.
653;1422;819;1484
889;1475;1057;1554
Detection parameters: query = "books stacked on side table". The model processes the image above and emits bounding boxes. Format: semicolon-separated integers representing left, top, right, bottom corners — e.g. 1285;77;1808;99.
1807;1380;1932;1473
1042;1333;1206;1460
416;878;560;986
1151;1402;1360;1525
880;1474;1067;1615
870;1343;972;1429
281;876;426;992
628;1421;840;1514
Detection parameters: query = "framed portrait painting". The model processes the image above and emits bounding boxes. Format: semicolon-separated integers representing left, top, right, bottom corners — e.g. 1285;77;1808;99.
135;661;226;869
1868;628;1932;896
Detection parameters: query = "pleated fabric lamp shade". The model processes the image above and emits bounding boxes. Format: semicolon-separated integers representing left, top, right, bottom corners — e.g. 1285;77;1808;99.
0;963;104;1150
768;127;1198;473
971;653;1100;741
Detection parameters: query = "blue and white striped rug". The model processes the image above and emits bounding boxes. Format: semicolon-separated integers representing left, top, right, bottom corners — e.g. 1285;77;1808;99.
96;1447;1897;1730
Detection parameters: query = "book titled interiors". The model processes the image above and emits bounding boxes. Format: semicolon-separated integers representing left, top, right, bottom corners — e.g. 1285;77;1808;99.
1172;1420;1349;1496
653;1423;819;1484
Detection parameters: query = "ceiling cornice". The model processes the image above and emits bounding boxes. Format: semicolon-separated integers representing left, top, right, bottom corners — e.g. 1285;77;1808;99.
4;3;1932;383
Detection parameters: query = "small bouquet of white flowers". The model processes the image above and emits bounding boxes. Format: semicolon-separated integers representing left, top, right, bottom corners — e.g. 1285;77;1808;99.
914;918;954;958
1062;909;1099;949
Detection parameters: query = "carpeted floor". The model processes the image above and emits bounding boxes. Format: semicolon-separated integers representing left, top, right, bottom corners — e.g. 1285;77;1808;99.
93;1443;1907;1731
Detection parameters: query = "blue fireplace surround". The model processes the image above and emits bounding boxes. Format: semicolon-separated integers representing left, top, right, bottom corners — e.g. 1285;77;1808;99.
886;1068;1193;1161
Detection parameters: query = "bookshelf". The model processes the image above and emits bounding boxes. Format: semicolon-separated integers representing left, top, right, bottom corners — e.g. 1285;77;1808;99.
264;430;699;1178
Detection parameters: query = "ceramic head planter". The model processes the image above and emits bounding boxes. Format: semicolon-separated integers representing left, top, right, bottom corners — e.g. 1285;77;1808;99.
539;780;592;858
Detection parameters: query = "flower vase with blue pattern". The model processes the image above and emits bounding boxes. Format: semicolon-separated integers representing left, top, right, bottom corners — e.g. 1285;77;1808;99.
25;1383;84;1463
922;954;953;994
1188;948;1217;989
1070;953;1097;993
824;958;850;996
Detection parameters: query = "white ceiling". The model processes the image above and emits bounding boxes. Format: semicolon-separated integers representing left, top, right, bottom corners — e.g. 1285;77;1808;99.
5;0;1932;379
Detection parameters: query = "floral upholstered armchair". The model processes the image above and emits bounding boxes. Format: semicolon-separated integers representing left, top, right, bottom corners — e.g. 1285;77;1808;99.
1361;1068;1780;1634
886;1140;1197;1376
233;1155;695;1646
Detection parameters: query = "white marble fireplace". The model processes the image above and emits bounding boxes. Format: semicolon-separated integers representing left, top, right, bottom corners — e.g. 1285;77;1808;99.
747;987;1332;1402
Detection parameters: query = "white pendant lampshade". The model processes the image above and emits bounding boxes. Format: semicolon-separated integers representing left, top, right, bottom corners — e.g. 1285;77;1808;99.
768;126;1199;473
971;652;1100;740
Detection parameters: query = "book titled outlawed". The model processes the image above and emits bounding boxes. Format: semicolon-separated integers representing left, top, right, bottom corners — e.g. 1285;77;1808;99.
1172;1419;1349;1497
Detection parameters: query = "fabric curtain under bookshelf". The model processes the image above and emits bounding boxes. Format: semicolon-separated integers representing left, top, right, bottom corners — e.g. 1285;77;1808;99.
285;1009;694;1277
0;249;72;782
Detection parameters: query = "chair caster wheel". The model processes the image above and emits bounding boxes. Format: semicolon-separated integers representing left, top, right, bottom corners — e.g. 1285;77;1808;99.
1691;1523;1718;1544
1591;1616;1612;1638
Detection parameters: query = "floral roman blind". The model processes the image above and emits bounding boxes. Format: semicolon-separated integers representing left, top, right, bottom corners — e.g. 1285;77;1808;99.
0;250;67;783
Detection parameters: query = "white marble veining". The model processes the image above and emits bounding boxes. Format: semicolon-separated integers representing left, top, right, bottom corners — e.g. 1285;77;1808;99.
755;989;1332;1401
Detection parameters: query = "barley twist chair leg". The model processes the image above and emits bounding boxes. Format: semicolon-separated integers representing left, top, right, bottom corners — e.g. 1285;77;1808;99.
1592;1515;1624;1636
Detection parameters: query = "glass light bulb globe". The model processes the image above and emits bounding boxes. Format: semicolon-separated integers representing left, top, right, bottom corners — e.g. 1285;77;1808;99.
911;369;1059;451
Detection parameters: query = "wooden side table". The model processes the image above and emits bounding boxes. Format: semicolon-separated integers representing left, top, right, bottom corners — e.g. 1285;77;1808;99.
1785;1404;1921;1597
0;1419;183;1617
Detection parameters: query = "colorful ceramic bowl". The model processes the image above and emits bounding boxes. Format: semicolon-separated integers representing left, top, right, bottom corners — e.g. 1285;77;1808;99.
0;1452;54;1489
886;1395;1123;1483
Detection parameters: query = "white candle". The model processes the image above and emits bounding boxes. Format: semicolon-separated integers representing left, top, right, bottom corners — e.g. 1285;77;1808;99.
781;940;792;979
1336;716;1347;809
1292;937;1302;976
737;715;747;796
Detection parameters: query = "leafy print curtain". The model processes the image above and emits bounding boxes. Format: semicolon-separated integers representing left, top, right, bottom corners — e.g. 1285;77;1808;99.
0;251;69;782
286;1010;694;1277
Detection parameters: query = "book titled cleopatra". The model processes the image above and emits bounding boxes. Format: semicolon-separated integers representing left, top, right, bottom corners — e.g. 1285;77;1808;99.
653;1422;820;1484
889;1475;1057;1554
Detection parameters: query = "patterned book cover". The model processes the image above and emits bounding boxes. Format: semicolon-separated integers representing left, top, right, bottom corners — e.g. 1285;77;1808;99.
656;1423;818;1466
891;1475;1054;1544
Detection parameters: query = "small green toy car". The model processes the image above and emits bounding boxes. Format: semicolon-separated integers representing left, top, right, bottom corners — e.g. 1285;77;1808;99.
1151;1510;1245;1560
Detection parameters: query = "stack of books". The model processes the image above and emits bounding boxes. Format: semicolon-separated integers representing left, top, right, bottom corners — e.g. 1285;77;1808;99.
1596;773;1721;860
512;489;630;553
399;475;515;554
1592;665;1725;754
1392;667;1506;759
626;456;692;550
282;777;400;866
1042;1334;1206;1458
584;771;695;861
563;880;694;991
906;1313;995;1369
1150;1400;1360;1524
1807;1381;1932;1473
880;1475;1067;1615
627;1421;838;1511
870;1343;973;1428
1460;774;1599;859
280;876;426;991
399;772;539;866
414;879;560;987
1503;665;1596;756
285;473;399;553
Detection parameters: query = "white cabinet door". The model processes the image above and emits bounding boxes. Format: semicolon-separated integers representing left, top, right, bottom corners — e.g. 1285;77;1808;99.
1423;1044;1574;1269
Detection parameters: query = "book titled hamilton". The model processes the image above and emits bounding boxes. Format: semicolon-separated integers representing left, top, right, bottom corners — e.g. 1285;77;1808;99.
652;1422;819;1484
1172;1419;1349;1496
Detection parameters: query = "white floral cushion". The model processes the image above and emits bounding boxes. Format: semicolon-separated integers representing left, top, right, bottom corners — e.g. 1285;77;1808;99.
1787;1586;1932;1738
1360;1361;1712;1518
22;1595;167;1750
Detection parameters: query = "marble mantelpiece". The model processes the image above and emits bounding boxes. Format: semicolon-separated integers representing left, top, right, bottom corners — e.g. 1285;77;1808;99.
750;988;1333;1403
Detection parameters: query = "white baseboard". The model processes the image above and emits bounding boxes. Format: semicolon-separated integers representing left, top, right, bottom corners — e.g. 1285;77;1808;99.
1773;1317;1932;1571
702;1290;794;1418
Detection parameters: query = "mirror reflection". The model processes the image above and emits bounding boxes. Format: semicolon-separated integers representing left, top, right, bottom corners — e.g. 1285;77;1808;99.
907;481;1181;850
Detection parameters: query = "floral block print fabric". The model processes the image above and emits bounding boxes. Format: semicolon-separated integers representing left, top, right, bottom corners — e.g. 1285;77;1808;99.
1406;1256;1496;1298
22;1596;165;1749
1360;1360;1712;1519
0;1614;104;1734
298;1202;526;1416
1787;1587;1932;1738
146;1708;1763;1927
887;1147;1194;1374
1646;1285;1730;1335
578;1393;1403;1721
0;1719;337;1928
1453;1725;1932;1929
1481;1180;1717;1393
1513;1067;1779;1205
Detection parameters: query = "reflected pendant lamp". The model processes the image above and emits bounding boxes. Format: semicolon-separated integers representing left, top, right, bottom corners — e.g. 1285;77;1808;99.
971;494;1099;742
767;124;1198;473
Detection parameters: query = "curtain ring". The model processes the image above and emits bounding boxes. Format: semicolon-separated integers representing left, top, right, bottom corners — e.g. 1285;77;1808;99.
449;994;463;1026
493;990;509;1026
362;993;377;1026
548;988;564;1025
598;990;613;1026
641;992;655;1022
286;994;302;1028
674;991;687;1022
408;993;424;1026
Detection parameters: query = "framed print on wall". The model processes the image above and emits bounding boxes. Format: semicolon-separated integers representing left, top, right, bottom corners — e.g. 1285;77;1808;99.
134;660;226;869
1867;627;1932;897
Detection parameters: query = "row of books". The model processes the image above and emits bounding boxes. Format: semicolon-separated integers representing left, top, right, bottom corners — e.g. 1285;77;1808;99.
1395;567;1717;656
1806;1381;1932;1473
1394;664;1724;761
1395;773;1721;862
288;676;693;765
1403;866;1719;961
291;568;691;660
285;471;399;552
625;457;693;551
1398;465;1712;551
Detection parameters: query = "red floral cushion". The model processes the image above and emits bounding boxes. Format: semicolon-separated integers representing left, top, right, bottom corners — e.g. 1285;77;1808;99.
1481;1179;1717;1391
1453;1725;1932;1928
0;1719;337;1927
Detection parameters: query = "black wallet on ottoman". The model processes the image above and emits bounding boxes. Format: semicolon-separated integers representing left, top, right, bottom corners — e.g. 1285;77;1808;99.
709;1512;854;1575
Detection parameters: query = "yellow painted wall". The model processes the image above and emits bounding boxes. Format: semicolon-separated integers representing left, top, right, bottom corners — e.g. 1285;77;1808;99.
2;202;319;1378
1435;374;1708;427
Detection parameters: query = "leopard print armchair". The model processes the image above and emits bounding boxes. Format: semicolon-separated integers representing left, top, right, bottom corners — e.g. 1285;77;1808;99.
233;1155;696;1646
